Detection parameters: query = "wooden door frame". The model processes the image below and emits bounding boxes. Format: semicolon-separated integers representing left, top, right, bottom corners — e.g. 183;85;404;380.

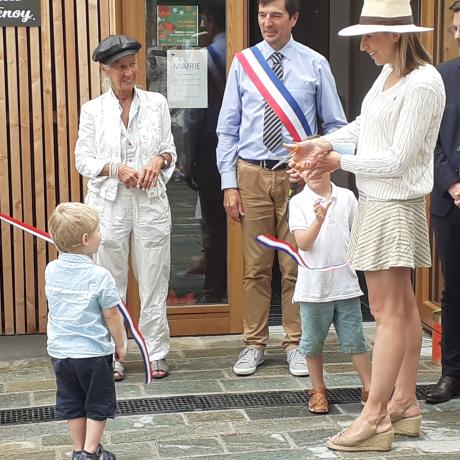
117;0;248;336
416;0;458;330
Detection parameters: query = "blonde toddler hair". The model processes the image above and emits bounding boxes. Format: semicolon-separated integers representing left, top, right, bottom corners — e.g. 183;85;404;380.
48;202;99;253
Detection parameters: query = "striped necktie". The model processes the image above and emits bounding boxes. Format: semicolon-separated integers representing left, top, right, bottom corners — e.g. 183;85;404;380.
263;52;283;152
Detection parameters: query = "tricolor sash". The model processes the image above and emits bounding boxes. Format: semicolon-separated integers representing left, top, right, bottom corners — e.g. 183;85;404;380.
236;46;312;142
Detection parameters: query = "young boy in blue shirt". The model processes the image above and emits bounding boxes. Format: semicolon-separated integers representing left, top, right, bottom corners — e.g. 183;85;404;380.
289;172;371;414
46;202;125;460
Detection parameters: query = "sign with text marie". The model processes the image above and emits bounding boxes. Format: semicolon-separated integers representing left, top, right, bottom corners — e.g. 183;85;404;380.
0;0;40;27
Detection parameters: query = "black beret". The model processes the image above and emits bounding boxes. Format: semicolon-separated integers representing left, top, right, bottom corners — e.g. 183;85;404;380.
92;35;142;65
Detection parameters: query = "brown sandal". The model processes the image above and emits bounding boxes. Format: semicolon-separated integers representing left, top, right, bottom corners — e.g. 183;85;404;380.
308;388;329;414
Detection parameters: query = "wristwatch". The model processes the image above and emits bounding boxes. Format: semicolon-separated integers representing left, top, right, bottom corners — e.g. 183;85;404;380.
159;153;170;169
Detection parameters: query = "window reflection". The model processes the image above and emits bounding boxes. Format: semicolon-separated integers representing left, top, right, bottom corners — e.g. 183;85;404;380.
146;1;227;306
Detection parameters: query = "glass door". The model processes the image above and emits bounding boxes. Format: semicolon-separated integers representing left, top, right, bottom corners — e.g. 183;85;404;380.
121;0;247;335
145;1;228;306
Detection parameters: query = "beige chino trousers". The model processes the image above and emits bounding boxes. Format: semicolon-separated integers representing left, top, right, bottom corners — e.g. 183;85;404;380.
237;159;301;351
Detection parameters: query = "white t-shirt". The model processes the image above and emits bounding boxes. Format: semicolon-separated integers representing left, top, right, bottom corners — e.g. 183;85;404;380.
288;183;363;303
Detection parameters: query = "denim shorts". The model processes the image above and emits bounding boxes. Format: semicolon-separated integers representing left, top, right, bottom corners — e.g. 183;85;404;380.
298;297;367;357
51;355;116;421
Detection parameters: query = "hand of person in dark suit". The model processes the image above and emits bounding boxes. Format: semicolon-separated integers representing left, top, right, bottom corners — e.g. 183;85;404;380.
448;182;460;207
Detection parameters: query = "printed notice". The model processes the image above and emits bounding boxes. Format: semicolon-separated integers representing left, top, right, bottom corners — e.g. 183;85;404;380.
157;5;198;47
167;49;208;108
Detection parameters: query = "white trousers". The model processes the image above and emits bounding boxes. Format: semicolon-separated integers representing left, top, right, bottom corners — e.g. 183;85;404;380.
86;187;171;361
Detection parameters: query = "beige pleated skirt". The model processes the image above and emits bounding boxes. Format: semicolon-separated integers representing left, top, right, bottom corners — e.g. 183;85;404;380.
348;195;431;271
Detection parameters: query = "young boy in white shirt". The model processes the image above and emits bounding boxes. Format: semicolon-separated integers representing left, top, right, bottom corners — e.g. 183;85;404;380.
289;172;371;414
46;202;125;460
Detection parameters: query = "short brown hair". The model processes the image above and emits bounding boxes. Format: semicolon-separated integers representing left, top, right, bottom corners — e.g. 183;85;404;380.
48;202;99;253
394;33;432;78
258;0;300;18
450;1;460;13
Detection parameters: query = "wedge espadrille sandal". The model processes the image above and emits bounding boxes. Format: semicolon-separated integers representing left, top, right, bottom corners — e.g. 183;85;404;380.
327;419;394;453
392;414;422;437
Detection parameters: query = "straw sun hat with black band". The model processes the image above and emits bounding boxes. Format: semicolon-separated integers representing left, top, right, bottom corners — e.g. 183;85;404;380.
339;0;433;36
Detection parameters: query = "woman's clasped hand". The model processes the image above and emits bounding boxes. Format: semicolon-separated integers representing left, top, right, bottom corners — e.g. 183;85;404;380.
285;138;340;179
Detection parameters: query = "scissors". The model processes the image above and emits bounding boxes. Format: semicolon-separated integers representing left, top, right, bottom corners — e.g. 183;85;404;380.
271;135;321;170
270;153;291;171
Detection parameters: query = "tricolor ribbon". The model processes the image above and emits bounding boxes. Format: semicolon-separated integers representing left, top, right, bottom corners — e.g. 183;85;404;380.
0;211;153;384
256;234;348;271
0;211;55;245
116;302;152;384
236;46;312;142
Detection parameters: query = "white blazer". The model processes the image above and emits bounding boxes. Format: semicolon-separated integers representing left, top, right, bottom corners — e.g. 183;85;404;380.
75;87;177;201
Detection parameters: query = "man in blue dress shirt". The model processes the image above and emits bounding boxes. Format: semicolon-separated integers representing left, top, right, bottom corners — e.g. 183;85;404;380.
216;0;347;376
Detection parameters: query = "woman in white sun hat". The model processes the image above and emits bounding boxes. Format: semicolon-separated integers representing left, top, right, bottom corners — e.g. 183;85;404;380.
287;0;446;453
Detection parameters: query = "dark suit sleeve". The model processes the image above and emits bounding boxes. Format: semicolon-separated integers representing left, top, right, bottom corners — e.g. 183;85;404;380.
434;136;460;196
433;58;460;197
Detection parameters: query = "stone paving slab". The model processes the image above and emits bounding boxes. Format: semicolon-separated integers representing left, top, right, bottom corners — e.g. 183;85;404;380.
0;392;33;410
5;378;56;393
219;376;305;393
221;432;292;454
106;414;186;431
0;444;58;460
157;437;225;458
232;416;338;436
144;379;225;396
183;409;247;424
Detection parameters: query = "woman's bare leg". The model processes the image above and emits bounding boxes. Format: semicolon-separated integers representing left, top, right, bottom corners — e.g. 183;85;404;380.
351;353;372;392
331;267;412;438
387;270;422;419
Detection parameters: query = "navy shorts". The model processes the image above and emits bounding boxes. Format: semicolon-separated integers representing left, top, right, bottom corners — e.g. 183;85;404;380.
51;355;116;421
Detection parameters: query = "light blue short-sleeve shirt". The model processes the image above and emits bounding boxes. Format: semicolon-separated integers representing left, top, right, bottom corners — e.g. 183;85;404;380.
45;253;122;359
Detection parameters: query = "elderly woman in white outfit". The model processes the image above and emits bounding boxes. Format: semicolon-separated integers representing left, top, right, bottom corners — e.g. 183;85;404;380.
289;0;445;453
75;35;176;380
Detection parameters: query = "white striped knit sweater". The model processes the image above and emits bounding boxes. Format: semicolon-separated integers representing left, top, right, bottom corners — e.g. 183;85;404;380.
325;64;446;200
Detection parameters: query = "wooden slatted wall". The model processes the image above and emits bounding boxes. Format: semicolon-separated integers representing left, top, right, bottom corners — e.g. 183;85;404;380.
0;0;116;335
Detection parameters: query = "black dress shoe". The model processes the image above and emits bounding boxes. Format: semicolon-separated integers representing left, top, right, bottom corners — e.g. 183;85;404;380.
425;375;460;404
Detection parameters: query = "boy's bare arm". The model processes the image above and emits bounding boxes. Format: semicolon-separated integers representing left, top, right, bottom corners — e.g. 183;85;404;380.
293;221;323;251
294;199;332;251
103;306;126;362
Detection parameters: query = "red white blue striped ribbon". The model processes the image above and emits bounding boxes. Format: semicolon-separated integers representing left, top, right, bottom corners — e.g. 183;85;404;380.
256;234;348;271
0;211;153;384
116;302;152;384
236;46;312;142
0;211;55;245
